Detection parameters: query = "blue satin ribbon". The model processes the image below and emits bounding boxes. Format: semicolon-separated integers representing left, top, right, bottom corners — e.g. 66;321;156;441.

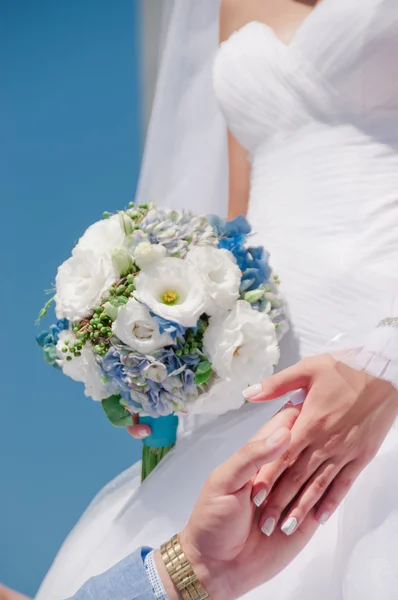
140;414;179;448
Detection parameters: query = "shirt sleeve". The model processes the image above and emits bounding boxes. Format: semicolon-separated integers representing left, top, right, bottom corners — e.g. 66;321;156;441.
66;547;157;600
144;550;170;600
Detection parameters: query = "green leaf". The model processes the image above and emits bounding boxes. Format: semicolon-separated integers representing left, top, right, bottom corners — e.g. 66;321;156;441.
36;296;55;325
101;395;134;427
194;368;213;386
195;360;212;375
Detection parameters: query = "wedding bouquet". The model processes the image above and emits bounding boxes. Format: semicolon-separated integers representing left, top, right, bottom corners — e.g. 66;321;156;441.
36;203;288;480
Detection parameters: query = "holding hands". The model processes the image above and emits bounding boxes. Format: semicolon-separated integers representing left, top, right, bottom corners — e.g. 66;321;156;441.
246;354;398;536
158;405;319;600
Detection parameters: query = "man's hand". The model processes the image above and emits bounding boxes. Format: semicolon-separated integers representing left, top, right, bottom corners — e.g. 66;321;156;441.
159;406;319;600
246;355;398;536
0;585;30;600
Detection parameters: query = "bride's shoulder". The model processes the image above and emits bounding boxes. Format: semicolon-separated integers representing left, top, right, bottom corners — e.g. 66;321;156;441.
219;0;261;43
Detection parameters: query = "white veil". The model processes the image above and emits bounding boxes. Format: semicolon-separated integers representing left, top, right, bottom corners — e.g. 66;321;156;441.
135;0;227;216
35;2;227;598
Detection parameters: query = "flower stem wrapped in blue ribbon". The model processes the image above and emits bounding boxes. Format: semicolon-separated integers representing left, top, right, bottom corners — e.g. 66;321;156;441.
36;204;288;481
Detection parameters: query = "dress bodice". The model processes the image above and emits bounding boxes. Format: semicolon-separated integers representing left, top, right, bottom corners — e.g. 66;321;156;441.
214;0;398;151
212;0;398;358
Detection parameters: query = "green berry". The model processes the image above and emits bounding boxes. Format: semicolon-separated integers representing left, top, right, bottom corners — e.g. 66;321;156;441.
66;356;73;361
103;211;110;218
100;326;107;334
127;284;135;293
76;343;83;350
127;274;134;284
94;331;100;338
95;306;104;314
88;325;93;332
74;351;82;357
116;285;126;295
62;347;68;353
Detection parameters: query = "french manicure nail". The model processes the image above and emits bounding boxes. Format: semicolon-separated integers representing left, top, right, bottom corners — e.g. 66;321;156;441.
243;383;262;399
281;517;298;536
253;489;267;507
261;518;276;536
319;512;330;525
138;429;149;438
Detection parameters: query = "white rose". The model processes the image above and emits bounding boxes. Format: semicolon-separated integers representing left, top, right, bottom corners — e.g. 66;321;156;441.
134;257;207;328
112;299;173;353
189;378;245;416
186;246;241;314
56;331;108;401
55;249;117;321
55;216;127;321
204;300;279;383
134;242;167;269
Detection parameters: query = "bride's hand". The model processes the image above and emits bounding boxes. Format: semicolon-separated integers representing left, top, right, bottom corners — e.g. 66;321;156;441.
246;354;398;535
167;406;319;600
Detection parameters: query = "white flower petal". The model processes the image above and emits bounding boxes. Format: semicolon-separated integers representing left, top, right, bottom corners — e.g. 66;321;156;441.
55;215;126;321
134;257;207;328
134;242;167;269
204;300;279;384
56;331;108;401
186;246;241;314
112;299;173;353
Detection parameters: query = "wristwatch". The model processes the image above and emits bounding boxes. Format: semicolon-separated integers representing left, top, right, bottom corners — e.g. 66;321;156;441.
161;534;210;600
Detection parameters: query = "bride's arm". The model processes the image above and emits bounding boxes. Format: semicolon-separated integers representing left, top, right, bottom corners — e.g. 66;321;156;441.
220;0;251;219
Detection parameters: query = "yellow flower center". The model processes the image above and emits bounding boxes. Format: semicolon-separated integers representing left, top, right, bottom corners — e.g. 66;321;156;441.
233;345;241;357
161;290;179;306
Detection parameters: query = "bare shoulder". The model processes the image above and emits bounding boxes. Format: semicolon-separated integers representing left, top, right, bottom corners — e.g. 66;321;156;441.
219;0;261;43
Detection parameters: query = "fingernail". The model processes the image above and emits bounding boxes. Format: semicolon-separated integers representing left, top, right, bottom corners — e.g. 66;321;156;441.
138;429;149;438
319;512;330;525
268;428;286;445
243;383;262;399
261;517;276;536
253;489;267;507
281;517;298;536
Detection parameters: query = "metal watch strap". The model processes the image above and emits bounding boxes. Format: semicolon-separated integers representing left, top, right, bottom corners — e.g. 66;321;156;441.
161;534;209;600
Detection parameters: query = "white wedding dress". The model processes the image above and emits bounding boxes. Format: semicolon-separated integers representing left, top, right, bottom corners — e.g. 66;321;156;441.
36;0;398;598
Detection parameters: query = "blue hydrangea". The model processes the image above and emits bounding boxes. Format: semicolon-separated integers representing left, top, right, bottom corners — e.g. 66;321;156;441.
100;342;199;418
209;214;271;292
36;318;69;370
149;312;187;341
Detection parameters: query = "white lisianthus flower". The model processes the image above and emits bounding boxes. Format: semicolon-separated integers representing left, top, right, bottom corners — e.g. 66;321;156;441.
189;378;245;415
204;300;279;382
75;215;126;255
55;249;117;321
55;215;127;320
56;331;108;401
112;299;173;353
134;257;207;327
134;242;167;269
186;246;241;314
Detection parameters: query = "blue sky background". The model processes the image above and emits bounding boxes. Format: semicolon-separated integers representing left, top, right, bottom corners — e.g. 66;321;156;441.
0;1;143;594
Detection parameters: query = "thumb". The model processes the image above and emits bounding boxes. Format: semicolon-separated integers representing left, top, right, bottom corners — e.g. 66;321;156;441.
211;427;291;494
126;413;151;439
243;361;312;402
